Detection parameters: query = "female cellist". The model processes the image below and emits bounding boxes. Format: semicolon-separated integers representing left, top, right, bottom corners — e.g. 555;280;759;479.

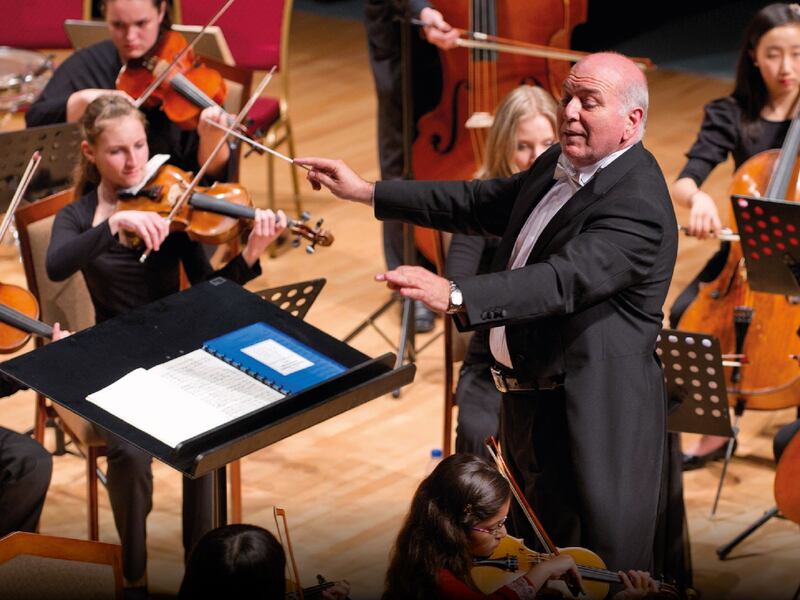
670;2;800;468
26;0;232;179
45;94;285;595
383;453;657;600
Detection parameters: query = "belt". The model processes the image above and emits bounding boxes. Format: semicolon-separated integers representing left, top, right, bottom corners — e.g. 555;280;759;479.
490;365;565;393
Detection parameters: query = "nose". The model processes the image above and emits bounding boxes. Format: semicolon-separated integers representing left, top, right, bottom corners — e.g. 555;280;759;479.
125;26;137;43
562;96;581;120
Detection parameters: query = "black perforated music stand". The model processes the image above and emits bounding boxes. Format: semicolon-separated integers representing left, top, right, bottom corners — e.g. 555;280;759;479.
0;122;80;207
731;194;800;295
255;278;325;321
658;329;734;438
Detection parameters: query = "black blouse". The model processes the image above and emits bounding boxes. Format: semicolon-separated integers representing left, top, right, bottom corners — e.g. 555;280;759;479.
25;40;203;174
46;190;261;323
679;96;791;185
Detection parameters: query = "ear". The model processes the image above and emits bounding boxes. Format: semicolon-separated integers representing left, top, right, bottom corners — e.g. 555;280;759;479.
622;107;644;143
158;1;167;24
81;140;95;163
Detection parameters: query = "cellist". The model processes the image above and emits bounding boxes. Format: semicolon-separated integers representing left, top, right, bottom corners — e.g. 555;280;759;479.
26;0;232;179
670;3;800;468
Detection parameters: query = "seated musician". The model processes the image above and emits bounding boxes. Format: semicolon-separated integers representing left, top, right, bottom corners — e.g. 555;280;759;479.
447;84;557;457
26;0;232;179
179;524;350;600
382;453;658;600
0;325;69;539
45;94;285;595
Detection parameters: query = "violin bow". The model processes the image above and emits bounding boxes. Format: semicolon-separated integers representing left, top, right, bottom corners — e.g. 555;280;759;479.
0;151;41;244
199;118;310;171
133;0;236;109
139;65;277;262
410;18;654;71
274;506;306;600
485;436;584;597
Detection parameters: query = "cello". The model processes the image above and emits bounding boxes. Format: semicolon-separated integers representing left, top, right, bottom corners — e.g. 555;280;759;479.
677;112;800;412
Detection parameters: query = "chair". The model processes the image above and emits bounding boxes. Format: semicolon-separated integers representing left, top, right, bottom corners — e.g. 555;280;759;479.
15;188;107;541
16;188;248;528
0;1;87;49
176;0;302;216
0;531;122;599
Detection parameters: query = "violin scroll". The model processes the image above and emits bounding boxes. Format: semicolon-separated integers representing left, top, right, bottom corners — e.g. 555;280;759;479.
289;211;334;254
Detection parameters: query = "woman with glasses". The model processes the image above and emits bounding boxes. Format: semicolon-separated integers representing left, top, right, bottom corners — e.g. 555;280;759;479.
382;454;655;600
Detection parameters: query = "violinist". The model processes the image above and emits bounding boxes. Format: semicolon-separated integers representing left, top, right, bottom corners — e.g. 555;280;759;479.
179;524;350;600
670;3;800;468
25;0;232;179
45;94;285;595
383;453;658;600
446;84;557;457
0;324;70;538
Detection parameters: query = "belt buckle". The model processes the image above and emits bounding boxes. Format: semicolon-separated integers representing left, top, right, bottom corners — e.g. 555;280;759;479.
490;366;509;393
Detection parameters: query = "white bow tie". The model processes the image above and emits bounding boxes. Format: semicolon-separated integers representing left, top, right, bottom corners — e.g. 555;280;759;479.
553;155;581;192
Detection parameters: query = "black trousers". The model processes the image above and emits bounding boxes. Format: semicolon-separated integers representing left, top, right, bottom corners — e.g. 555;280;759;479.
0;426;52;537
454;363;501;458
103;432;212;583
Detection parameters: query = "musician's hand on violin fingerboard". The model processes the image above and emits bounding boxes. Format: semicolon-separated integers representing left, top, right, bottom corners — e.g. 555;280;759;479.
295;157;374;205
108;210;170;251
688;190;722;240
523;554;581;593
197;106;232;143
419;8;460;50
242;209;287;267
321;580;350;600
613;570;659;599
52;322;72;341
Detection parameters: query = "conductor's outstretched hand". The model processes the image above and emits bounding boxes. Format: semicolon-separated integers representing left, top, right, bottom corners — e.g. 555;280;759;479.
295;157;374;205
377;266;450;314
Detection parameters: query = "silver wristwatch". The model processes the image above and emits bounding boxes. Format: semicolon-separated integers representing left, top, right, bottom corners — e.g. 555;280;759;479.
447;280;464;314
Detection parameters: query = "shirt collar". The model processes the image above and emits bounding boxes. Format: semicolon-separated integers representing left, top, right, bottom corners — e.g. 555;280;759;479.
556;145;633;189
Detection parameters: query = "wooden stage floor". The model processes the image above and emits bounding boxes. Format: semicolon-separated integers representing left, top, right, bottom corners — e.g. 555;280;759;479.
1;10;798;600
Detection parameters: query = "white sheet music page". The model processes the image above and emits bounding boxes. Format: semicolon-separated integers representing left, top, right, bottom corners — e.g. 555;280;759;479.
86;350;285;448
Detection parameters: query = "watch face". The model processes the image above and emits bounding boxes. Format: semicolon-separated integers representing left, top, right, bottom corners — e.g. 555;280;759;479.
451;287;463;306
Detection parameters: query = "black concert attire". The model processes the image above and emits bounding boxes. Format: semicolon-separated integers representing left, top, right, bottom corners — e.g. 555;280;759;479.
0;376;52;538
364;0;442;271
26;40;205;175
46;189;261;582
375;142;677;573
445;234;502;457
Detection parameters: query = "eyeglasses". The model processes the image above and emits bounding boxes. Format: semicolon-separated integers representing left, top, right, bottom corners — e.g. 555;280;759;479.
471;515;508;536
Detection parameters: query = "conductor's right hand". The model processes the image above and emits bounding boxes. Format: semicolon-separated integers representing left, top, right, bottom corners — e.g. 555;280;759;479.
295;157;375;205
108;210;170;251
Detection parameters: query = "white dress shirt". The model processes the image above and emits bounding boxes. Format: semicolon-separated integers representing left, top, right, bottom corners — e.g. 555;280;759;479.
489;146;632;368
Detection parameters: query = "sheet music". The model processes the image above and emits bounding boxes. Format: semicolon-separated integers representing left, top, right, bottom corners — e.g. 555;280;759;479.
87;350;285;448
241;339;313;376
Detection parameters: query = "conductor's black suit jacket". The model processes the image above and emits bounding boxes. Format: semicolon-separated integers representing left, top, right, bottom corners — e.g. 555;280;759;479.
375;142;678;570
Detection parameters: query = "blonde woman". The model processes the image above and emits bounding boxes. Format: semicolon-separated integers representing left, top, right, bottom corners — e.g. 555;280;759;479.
446;85;557;456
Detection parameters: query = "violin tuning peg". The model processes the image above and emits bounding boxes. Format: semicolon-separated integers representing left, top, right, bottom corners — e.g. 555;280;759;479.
300;211;311;222
291;238;301;248
315;218;324;228
306;245;315;254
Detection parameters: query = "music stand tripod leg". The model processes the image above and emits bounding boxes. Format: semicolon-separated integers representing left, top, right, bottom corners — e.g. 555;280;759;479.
715;506;779;559
711;400;744;517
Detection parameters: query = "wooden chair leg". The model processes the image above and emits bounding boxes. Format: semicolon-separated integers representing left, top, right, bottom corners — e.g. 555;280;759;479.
34;394;48;444
87;447;100;541
229;459;242;524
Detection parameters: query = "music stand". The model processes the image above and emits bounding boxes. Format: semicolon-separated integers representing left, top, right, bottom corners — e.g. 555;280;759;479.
731;194;800;295
0;278;415;528
255;278;325;321
0;122;80;207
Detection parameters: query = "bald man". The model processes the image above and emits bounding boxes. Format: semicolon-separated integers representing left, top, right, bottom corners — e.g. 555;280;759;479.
299;52;677;573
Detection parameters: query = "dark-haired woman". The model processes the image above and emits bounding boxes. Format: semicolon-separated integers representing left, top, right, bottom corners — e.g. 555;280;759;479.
383;454;657;600
671;3;800;464
26;0;231;179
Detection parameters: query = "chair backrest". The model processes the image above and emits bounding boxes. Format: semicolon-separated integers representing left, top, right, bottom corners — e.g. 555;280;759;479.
177;0;292;72
0;531;122;599
15;188;95;334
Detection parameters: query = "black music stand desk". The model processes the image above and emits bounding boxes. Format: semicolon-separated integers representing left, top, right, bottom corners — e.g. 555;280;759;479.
731;194;800;295
0;278;415;485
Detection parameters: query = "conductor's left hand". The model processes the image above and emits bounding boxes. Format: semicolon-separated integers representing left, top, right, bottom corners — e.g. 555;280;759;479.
376;266;450;314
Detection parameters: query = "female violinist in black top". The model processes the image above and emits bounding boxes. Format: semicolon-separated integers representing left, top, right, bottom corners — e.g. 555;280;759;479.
26;0;232;179
45;94;285;593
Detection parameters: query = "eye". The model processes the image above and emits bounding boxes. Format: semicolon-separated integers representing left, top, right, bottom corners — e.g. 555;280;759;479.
559;94;572;107
516;142;530;151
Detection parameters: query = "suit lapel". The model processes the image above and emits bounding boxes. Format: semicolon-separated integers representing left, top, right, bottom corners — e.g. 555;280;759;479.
526;143;645;264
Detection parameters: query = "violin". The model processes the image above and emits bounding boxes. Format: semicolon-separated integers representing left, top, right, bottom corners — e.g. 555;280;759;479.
472;535;680;600
677;110;800;411
118;164;334;252
117;29;227;131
